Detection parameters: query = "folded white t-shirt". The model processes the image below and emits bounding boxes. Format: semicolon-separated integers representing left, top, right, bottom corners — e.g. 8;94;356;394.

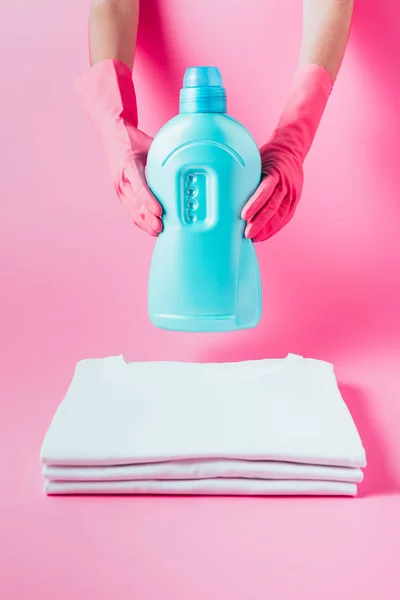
41;354;366;470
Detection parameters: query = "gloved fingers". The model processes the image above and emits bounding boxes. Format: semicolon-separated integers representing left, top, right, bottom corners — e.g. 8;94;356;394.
264;201;297;242
134;128;153;154
256;171;303;241
252;197;293;242
244;186;287;240
135;200;163;234
137;182;163;218
124;165;163;217
131;203;163;237
241;173;279;221
119;178;163;237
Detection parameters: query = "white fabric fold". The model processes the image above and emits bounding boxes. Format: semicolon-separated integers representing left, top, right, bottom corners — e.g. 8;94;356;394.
40;354;366;496
45;479;358;496
43;460;363;483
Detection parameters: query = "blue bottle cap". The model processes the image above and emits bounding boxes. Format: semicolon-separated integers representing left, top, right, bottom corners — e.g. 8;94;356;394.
179;66;227;114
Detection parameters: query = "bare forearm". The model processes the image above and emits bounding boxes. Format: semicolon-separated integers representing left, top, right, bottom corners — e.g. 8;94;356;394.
300;0;354;80
89;0;139;70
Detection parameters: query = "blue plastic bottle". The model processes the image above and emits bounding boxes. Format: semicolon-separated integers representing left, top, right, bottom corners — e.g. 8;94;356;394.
146;67;262;332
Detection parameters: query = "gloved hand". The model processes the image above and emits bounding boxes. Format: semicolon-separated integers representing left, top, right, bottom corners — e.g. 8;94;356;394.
75;59;162;237
242;64;333;242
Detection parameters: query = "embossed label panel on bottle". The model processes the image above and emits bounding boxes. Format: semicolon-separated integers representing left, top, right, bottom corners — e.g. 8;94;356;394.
181;170;207;225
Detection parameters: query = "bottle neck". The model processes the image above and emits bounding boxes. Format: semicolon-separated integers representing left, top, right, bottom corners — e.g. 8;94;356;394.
179;87;226;114
179;67;227;114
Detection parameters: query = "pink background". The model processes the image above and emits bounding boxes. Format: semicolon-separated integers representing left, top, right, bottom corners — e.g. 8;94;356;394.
1;0;400;597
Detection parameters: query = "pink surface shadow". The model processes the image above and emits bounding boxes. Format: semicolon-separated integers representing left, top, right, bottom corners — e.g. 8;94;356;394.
353;0;400;106
352;0;400;212
136;0;181;108
339;385;399;497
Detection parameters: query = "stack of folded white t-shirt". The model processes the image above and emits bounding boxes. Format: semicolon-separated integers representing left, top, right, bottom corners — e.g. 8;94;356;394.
40;354;366;496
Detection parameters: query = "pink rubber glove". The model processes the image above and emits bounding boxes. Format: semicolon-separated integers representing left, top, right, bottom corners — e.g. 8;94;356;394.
75;60;162;237
242;64;333;242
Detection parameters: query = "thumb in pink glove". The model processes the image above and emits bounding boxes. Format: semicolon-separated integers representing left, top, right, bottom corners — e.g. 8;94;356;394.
242;64;333;242
75;60;162;237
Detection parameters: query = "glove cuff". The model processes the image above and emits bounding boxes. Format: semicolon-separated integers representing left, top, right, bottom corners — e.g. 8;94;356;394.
74;59;138;133
264;64;334;164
